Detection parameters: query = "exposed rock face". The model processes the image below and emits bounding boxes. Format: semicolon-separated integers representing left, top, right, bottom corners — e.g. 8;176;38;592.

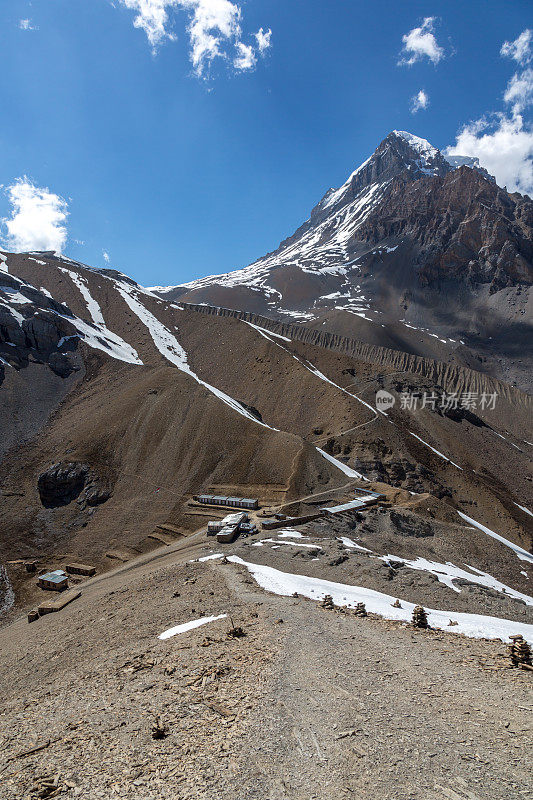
37;463;112;509
290;130;453;237
361;507;435;539
356;166;533;293
38;462;90;507
0;276;80;377
156;129;533;308
322;434;452;498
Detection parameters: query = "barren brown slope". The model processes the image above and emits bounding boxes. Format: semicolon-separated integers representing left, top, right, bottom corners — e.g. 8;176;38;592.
1;252;532;617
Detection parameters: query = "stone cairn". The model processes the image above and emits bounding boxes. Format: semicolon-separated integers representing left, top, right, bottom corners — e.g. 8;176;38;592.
354;602;367;617
321;594;335;610
411;605;429;629
508;635;532;667
151;716;169;740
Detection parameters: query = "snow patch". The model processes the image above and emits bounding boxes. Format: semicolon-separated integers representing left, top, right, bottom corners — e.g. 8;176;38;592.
409;432;462;470
244;321;291;342
59;267;105;326
337;536;373;553
116;284;276;430
196;553;224;562
259;538;322;550
158;614;228;640
228;557;533;644
378;554;533;604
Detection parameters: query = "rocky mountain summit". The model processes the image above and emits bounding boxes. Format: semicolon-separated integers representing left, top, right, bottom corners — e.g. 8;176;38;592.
152;131;533;391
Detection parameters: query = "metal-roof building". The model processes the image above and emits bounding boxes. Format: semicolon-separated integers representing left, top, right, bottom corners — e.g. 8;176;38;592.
195;494;258;510
321;499;370;514
38;570;68;591
207;512;249;535
321;491;384;515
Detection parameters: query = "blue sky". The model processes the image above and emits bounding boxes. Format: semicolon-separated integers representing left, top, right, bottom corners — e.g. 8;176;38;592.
0;0;531;286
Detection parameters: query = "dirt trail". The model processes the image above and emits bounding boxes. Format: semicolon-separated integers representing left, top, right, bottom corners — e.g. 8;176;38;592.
220;561;532;800
0;533;531;800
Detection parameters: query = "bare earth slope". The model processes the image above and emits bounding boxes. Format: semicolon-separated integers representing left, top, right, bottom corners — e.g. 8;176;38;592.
0;248;532;800
1;250;532;616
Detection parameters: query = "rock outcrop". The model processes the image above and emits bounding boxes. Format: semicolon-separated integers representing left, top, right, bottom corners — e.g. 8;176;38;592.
37;462;111;509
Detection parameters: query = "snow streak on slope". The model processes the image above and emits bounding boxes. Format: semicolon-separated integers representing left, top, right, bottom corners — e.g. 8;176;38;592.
242;318;383;479
0;298;24;325
338;536;373;552
316;447;366;480
158;614;227;640
243;320;379;416
244;321;291;342
59;268;105;326
0;272;142;364
55;312;143;364
457;512;533;564
227;557;533;644
409;432;462;470
378;554;533;605
116;284;276;430
320;157;372;211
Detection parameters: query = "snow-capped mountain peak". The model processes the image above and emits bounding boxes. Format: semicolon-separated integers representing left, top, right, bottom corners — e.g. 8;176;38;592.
150;130;529;363
391;130;439;158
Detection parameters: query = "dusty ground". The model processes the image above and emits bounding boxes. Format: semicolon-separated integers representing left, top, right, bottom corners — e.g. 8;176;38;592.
0;531;531;800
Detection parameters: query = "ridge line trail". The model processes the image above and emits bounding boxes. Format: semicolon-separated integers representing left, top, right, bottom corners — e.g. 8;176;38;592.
309;371;409;445
217;561;532;800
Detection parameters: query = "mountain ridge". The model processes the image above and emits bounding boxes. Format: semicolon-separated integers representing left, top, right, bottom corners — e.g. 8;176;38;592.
147;130;532;393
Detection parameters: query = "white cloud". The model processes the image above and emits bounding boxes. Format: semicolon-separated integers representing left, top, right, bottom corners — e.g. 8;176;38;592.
233;41;256;71
410;89;429;113
183;0;242;75
19;19;37;31
254;27;271;55
446;114;533;195
500;29;533;115
398;17;444;66
501;29;532;65
103;251;110;263
446;29;533;196
115;0;270;77
1;178;69;253
117;0;175;49
504;67;533;115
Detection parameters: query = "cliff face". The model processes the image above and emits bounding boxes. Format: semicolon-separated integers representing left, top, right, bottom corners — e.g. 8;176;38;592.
354;167;533;292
